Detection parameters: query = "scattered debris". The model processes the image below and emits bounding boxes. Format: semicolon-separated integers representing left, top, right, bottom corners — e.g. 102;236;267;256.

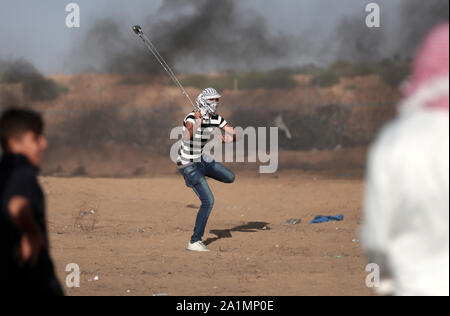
88;276;99;282
75;208;98;232
137;227;152;233
310;215;344;225
282;218;301;226
80;209;96;216
327;254;342;259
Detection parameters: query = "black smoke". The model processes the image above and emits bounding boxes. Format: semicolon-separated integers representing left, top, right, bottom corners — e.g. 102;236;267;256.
326;15;384;63
0;59;67;102
72;0;449;74
334;0;448;63
72;0;298;74
396;0;449;58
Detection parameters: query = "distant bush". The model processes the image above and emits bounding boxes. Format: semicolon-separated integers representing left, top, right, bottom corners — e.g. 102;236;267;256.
381;63;410;87
49;105;176;151
228;104;353;150
329;59;410;87
117;76;158;86
1;60;68;101
329;61;355;76
330;61;379;77
311;70;340;88
237;70;298;90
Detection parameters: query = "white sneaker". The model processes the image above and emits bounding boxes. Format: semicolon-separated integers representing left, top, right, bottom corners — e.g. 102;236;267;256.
187;241;210;252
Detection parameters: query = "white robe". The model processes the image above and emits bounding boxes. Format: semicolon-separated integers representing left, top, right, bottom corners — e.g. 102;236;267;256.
362;110;449;296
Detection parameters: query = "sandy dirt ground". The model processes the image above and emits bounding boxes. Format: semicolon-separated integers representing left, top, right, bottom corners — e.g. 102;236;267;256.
42;168;373;296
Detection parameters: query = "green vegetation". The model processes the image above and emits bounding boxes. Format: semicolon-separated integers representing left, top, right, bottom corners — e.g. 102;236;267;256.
379;59;411;87
308;59;410;88
310;70;340;88
329;61;379;77
118;76;155;86
118;58;411;90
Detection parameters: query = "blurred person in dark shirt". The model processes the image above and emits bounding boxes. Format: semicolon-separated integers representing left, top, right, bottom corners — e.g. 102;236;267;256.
0;108;63;296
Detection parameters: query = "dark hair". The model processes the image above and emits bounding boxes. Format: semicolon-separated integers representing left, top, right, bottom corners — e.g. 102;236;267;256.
0;108;44;151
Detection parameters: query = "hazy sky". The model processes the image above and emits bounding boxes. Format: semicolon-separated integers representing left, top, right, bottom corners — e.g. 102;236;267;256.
0;0;401;74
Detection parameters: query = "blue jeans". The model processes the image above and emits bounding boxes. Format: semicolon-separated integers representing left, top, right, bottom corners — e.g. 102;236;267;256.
179;158;235;243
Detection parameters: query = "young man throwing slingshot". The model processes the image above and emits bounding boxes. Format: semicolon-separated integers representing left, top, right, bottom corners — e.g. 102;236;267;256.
177;88;238;252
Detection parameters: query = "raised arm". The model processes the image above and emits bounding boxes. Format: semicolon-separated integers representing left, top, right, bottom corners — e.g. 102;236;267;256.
183;110;203;141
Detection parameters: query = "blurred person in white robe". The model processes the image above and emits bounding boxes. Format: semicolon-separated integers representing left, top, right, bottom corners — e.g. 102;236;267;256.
362;23;449;296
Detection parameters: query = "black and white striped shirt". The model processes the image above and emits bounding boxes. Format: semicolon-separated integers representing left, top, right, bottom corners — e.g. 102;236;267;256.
177;111;228;165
